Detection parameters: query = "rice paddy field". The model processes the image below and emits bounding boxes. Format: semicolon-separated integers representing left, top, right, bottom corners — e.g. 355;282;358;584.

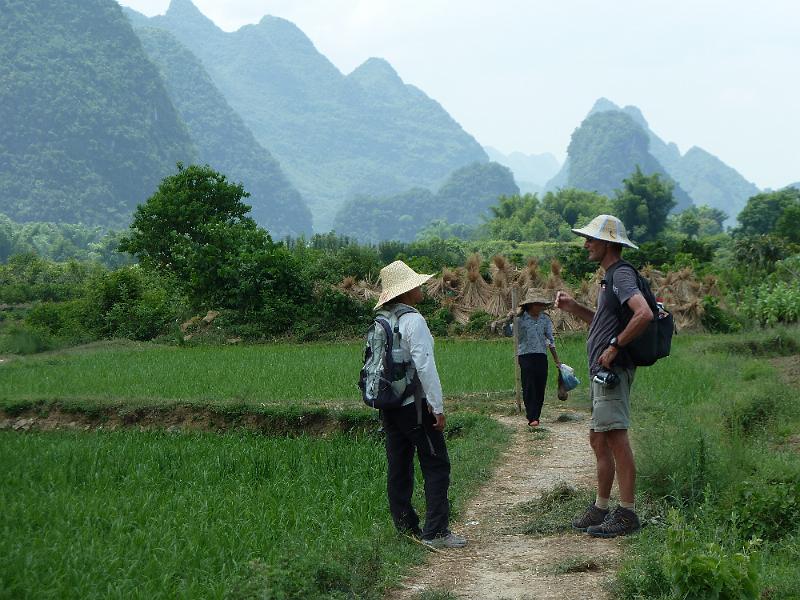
2;328;800;599
0;336;588;409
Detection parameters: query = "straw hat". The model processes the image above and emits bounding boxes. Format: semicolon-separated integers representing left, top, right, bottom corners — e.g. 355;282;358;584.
518;287;553;309
571;214;638;249
374;260;433;309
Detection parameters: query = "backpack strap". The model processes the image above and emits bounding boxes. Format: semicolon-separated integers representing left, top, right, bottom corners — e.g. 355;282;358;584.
385;304;425;425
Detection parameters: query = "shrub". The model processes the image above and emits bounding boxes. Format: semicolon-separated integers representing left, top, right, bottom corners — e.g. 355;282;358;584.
24;300;91;342
465;310;493;335
739;282;800;326
701;296;741;333
732;481;800;542
664;510;762;600
0;325;54;354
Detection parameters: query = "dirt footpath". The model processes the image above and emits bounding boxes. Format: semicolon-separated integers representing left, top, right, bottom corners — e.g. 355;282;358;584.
388;408;623;600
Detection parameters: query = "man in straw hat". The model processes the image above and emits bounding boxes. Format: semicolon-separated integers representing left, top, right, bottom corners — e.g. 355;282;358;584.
374;260;466;549
555;215;652;538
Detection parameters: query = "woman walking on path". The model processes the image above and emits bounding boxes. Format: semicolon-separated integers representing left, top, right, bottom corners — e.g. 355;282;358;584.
511;288;561;427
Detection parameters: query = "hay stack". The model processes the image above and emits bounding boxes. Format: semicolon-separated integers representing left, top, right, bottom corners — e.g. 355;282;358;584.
517;258;544;295
459;253;490;310
544;259;567;291
338;276;379;302
485;255;512;317
425;267;461;301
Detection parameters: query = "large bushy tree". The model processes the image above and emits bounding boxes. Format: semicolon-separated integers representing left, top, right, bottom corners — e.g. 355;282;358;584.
736;188;800;238
613;167;677;242
119;164;306;312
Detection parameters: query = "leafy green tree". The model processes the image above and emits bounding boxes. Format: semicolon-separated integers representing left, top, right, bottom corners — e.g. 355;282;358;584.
541;189;611;228
613;167;677;242
775;203;800;244
736;188;800;236
119;164;306;313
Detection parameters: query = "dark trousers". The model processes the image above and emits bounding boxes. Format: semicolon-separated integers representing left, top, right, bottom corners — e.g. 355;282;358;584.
381;402;451;539
519;353;548;422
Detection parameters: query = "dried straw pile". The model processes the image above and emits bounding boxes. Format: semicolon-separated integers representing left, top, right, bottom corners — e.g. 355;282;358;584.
337;276;380;302
517;258;545;296
425;267;461;301
486;255;512;317
337;253;719;333
459;253;490;310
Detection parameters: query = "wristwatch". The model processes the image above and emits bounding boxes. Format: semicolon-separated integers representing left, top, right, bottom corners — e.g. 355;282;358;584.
609;336;620;349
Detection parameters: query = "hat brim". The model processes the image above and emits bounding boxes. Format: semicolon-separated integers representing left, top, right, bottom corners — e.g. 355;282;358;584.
374;273;433;310
570;227;639;249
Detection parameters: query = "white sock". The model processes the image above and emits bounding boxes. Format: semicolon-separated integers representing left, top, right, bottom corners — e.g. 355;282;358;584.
595;496;609;510
619;500;635;510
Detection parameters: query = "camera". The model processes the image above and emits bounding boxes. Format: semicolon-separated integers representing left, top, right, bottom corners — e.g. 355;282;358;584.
593;368;620;388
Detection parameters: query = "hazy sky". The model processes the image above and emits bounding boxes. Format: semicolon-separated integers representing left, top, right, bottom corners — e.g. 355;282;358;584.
119;0;799;190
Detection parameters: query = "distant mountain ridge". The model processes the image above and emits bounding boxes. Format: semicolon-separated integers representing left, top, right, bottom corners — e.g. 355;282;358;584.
546;98;759;224
484;147;560;194
133;26;312;237
130;0;489;231
334;162;519;243
0;0;195;227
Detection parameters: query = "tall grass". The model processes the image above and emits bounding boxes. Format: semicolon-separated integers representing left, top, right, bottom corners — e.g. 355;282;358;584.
0;413;508;599
615;326;800;599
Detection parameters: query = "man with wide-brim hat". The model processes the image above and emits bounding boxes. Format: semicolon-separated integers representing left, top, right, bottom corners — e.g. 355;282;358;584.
555;214;652;538
374;260;466;549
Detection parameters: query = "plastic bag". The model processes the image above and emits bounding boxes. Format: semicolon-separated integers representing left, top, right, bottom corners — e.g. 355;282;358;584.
558;363;580;392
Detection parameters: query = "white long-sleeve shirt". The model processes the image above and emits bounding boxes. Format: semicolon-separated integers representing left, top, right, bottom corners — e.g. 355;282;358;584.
393;308;444;415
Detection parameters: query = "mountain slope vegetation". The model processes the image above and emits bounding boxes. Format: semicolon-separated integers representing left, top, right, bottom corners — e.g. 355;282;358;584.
0;0;195;227
134;27;312;237
131;0;488;231
334;162;519;242
565;111;693;211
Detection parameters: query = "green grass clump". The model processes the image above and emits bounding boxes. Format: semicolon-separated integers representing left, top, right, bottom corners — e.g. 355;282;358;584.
615;326;800;599
517;483;589;536
0;412;508;599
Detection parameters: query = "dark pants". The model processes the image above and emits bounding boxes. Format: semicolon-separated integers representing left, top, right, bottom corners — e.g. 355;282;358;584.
519;353;548;422
381;402;451;539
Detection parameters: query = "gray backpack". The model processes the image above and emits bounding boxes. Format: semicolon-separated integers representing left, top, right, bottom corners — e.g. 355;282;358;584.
358;304;419;409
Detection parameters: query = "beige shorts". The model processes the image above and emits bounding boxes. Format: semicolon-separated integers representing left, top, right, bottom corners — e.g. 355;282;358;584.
590;366;635;432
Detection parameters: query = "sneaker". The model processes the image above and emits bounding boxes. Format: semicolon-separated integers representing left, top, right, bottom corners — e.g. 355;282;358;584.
421;531;467;549
586;506;641;538
572;503;609;531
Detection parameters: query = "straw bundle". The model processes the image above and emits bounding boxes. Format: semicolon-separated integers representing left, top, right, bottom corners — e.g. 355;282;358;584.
544;259;567;290
459;253;490;309
486;280;510;317
337;277;379;301
517;258;543;294
425;267;461;300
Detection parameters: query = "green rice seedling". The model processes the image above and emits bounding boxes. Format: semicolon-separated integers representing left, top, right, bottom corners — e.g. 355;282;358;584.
0;336;589;413
0;412;508;599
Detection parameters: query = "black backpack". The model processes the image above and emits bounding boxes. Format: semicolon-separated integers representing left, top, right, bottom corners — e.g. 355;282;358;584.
358;305;419;409
604;260;674;367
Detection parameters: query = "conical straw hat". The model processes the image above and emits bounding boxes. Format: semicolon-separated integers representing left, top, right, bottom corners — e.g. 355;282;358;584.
375;260;433;309
571;214;638;249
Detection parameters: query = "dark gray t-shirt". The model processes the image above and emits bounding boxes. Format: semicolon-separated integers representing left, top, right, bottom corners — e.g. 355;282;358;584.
586;262;641;376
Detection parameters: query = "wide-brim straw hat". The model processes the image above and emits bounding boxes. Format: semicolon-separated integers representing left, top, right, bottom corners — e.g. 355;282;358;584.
571;214;639;249
374;260;433;310
518;287;553;309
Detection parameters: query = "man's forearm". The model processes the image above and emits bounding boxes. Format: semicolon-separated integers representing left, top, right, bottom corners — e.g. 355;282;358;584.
570;302;595;325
